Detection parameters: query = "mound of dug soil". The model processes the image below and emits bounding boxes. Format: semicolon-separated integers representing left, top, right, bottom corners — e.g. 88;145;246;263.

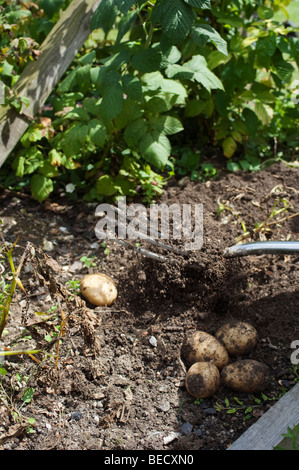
0;162;298;451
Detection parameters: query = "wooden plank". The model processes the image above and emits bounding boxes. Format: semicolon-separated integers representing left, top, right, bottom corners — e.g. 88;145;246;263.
228;382;299;450
0;0;101;168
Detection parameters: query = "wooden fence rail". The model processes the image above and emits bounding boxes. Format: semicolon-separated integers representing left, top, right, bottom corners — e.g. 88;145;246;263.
0;0;101;168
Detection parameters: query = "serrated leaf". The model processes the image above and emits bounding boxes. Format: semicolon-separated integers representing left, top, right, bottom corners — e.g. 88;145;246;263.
132;48;163;73
139;131;171;169
161;0;196;44
192;24;227;55
98;82;124;121
124;118;148;147
223;136;237;158
88;119;107;147
149;115;183;135
65;107;90;121
254;101;273;125
272;58;294;82
57;66;80;93
31;175;54;202
91;0;118;34
122;74;143;101
116;0;135;14
59;123;88;157
116;10;137;43
184;0;211;8
114;99;143;129
76;64;92;92
184;55;224;91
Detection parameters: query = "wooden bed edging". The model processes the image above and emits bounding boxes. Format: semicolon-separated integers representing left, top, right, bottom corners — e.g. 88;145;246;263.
0;0;101;168
228;382;299;450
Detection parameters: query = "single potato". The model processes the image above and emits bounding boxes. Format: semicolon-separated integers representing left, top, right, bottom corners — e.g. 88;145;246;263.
80;273;117;306
182;330;229;369
221;359;270;393
215;321;258;356
185;362;220;398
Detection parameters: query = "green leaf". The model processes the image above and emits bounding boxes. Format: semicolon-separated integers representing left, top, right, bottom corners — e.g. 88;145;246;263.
58;123;88;157
20;127;43;148
116;0;135;14
57;66;80;93
76;64;92;92
65;107;90;121
53;92;84;112
91;0;118;34
139;131;171;169
82;97;102;117
223;136;237;158
184;99;205;117
31;175;54;202
149;115;183;135
6;9;31;23
131;48;163;73
161;0;196;44
124;118;148;147
272;58;294;82
192;24;228;55
122;74;143;101
98;82;124;121
96;175;118;196
41;0;65;19
88;119;107;147
184;0;211;8
254;101;273;125
116;10;137;43
1;60;14;77
21;387;35;403
257;5;273;19
39;160;59;178
114;99;143;129
175;55;224;91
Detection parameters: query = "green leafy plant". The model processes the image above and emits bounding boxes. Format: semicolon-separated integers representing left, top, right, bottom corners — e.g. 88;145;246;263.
1;0;298;203
274;424;299;450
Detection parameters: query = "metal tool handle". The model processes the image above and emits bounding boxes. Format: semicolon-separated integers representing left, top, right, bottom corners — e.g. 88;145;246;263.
224;241;299;257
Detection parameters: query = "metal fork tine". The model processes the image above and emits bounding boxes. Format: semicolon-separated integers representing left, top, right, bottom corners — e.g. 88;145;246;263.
99;207;190;257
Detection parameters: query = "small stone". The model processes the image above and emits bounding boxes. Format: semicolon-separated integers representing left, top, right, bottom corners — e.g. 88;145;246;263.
70;411;82;421
149;336;157;347
203;407;217;415
43;239;54;251
157;401;170;412
181;422;193;435
163;432;181;445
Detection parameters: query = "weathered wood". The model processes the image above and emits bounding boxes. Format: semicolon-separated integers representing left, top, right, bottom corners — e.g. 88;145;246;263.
0;0;101;168
228;382;299;450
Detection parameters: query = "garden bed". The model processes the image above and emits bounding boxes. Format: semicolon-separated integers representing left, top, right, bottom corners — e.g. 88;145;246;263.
0;161;298;451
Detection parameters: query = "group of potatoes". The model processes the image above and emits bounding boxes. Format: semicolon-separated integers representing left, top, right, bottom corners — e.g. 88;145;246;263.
78;273;270;399
182;322;270;399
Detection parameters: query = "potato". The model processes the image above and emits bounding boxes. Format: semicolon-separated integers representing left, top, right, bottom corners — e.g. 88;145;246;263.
181;330;229;369
185;362;220;399
221;359;270;394
215;321;258;356
80;273;117;306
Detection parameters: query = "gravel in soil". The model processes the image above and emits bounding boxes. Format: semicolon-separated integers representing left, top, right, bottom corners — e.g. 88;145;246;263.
0;162;298;450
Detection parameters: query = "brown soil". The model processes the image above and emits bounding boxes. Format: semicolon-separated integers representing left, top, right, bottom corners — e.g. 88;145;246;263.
0;161;298;451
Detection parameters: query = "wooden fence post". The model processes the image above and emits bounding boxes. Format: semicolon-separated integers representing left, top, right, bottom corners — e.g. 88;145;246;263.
0;0;101;168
